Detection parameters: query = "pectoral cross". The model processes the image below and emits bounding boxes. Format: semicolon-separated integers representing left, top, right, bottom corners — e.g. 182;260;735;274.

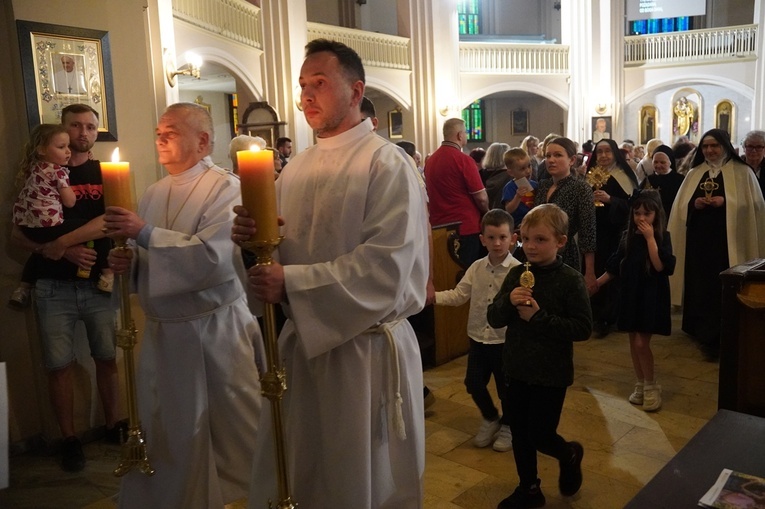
700;178;719;200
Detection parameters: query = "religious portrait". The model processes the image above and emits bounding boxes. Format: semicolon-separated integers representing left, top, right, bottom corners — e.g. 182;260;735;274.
591;116;611;142
53;53;88;95
639;105;658;144
17;20;118;141
512;109;529;135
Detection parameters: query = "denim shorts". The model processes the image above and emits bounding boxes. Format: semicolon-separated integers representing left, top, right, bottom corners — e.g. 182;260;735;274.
34;279;117;370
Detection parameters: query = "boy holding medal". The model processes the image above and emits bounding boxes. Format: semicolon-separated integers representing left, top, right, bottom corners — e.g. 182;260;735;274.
487;203;593;508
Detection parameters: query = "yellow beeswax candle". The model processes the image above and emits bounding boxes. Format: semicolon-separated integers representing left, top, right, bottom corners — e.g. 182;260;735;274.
237;147;279;242
101;148;133;210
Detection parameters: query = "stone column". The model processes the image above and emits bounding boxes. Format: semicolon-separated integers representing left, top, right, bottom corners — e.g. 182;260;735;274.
260;0;311;149
397;0;456;156
752;0;765;128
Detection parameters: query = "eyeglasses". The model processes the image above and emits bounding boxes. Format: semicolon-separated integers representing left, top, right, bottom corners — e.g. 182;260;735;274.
744;145;765;150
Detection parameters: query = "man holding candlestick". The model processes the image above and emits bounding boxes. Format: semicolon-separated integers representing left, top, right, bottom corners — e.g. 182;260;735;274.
105;102;264;508
233;39;429;508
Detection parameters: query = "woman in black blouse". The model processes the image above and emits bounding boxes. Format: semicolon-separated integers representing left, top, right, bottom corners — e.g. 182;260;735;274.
534;137;597;291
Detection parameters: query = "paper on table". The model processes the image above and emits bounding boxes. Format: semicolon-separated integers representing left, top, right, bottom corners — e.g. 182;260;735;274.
699;468;765;508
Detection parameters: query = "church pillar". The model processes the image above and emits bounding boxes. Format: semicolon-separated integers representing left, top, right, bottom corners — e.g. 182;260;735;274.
397;0;457;156
260;0;311;150
561;0;592;142
752;0;765;128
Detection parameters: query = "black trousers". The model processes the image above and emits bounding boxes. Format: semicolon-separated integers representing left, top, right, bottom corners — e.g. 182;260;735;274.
464;340;509;425
506;378;571;487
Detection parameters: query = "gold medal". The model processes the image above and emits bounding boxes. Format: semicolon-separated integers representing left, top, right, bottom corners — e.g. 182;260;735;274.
519;262;534;306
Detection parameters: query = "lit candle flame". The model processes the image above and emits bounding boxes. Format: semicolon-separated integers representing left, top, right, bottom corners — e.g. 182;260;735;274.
249;145;261;152
111;147;120;163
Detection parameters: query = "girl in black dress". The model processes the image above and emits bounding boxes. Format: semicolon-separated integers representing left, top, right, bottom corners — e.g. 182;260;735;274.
595;191;676;412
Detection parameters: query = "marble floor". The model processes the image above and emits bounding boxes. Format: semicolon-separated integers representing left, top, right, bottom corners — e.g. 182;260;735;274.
0;312;718;509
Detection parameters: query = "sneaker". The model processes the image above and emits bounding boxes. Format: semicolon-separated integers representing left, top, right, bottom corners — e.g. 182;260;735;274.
492;425;513;452
97;273;114;293
61;436;85;472
628;381;644;405
104;419;129;444
423;386;436;410
497;481;545;509
643;383;662;412
473;417;501;448
559;441;584;496
8;286;31;309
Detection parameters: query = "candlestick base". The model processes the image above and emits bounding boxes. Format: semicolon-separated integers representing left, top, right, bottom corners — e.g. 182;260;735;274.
241;237;284;264
114;424;155;477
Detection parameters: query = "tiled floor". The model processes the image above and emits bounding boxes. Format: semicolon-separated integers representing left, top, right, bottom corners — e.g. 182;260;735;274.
0;312;718;509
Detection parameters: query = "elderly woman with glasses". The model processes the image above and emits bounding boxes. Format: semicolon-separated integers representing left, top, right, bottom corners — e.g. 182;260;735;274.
742;130;765;197
667;128;765;360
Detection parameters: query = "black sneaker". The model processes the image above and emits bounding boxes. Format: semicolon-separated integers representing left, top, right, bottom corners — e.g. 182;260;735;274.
559;441;584;496
61;436;85;472
497;481;545;509
104;419;129;444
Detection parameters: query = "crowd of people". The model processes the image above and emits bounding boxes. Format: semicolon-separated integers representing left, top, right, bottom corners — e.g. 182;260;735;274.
8;36;765;509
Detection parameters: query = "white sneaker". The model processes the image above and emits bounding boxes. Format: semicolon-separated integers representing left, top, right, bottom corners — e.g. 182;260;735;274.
492;425;513;452
628;381;644;405
643;384;662;412
473;418;501;448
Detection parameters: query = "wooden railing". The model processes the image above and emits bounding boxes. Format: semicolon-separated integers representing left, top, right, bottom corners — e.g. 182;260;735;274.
459;42;569;74
172;0;262;48
307;22;411;70
625;24;758;67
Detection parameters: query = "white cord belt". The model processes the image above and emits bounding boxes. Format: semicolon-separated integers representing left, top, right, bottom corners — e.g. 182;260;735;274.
365;319;407;440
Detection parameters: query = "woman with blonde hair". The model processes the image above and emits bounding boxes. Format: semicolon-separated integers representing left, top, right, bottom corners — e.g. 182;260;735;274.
521;135;540;179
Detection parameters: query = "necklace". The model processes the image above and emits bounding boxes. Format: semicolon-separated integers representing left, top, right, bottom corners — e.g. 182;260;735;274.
165;170;209;230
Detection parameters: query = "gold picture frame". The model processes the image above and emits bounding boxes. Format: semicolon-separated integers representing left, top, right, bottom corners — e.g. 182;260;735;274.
639;105;658;144
715;100;735;140
17;20;118;141
388;109;403;139
512;110;529;135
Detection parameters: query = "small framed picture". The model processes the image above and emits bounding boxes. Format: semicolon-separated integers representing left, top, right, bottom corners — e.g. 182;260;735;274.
591;116;612;142
388;109;403;139
512;110;529;135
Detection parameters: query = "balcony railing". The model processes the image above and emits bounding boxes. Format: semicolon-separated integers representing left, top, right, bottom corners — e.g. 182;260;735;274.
172;0;262;48
625;24;758;67
459;42;570;74
307;23;411;70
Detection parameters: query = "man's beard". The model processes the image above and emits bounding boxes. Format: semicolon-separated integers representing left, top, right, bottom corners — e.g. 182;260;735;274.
70;139;94;154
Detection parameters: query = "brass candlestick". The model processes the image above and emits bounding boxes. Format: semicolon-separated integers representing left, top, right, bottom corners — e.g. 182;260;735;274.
113;241;154;477
241;237;296;509
586;166;610;207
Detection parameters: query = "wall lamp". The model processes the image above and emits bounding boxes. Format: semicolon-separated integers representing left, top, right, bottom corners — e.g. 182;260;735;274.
165;50;203;87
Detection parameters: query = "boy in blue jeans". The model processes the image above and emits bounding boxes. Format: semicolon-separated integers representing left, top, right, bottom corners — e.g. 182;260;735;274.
488;204;592;508
435;209;521;452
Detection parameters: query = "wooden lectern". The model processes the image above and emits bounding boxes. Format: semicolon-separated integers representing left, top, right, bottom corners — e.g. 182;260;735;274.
719;258;765;417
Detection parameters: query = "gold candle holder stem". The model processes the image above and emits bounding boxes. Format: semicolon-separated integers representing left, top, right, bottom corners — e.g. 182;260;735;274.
112;242;154;477
242;238;296;509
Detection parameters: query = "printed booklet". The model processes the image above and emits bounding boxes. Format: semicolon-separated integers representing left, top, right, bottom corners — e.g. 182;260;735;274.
699;468;765;508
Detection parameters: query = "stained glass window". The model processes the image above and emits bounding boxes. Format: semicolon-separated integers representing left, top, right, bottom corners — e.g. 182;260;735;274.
629;17;692;35
458;0;480;35
461;100;484;142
